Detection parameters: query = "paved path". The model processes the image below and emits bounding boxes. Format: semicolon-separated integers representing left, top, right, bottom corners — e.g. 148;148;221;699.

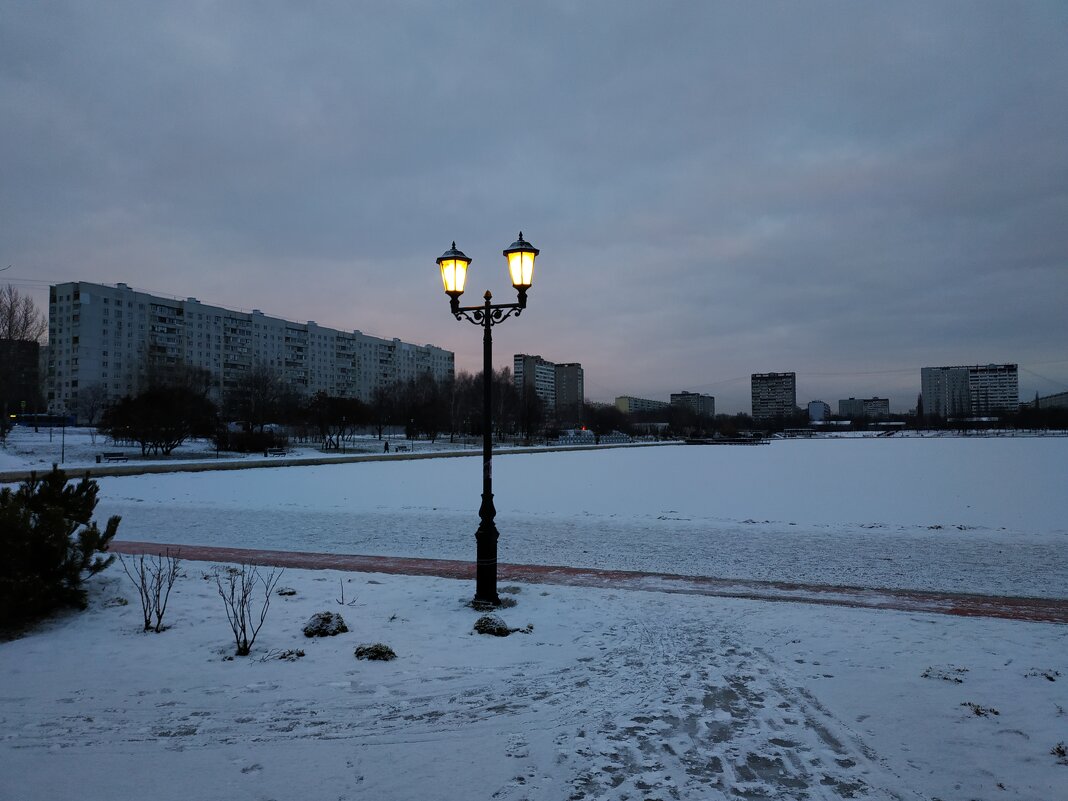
111;540;1068;625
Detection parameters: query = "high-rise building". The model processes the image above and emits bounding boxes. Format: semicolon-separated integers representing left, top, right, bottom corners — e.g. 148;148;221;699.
514;354;584;421
46;281;454;411
966;364;1019;415
554;362;584;423
920;367;970;418
513;354;557;411
670;391;715;417
921;364;1018;418
751;372;797;421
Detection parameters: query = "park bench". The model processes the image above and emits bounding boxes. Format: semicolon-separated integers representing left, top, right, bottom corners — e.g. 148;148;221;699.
394;444;409;452
264;448;287;457
99;452;128;463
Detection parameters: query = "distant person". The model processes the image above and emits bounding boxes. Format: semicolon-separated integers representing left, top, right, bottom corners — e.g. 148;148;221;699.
384;441;389;453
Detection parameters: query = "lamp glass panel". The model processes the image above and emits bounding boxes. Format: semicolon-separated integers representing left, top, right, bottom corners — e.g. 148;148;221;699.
440;259;468;294
508;251;535;288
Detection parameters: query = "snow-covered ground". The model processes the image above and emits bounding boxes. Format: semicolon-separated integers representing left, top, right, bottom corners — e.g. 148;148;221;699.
92;437;1068;598
2;436;1067;800
0;425;489;473
2;566;1065;800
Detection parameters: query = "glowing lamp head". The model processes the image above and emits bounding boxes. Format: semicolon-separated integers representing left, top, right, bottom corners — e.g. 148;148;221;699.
503;232;538;290
437;242;471;298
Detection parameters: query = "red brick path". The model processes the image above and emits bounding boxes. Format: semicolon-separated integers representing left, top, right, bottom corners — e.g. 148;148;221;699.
111;540;1068;625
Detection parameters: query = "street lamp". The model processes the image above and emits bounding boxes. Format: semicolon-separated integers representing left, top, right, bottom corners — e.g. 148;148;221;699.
438;233;539;607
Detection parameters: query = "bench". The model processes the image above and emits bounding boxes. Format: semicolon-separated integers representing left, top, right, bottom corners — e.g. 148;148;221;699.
264;448;287;457
100;452;128;463
394;444;409;452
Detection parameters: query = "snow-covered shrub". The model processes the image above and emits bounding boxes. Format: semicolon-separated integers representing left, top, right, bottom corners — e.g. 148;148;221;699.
303;611;348;637
473;614;511;636
472;615;533;637
355;643;396;661
0;467;118;630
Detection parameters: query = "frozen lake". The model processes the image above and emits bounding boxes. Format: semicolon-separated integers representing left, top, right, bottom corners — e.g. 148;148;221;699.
96;437;1068;599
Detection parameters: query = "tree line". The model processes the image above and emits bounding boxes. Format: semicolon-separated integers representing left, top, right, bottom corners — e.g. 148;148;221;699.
95;356;1065;458
92;361;567;455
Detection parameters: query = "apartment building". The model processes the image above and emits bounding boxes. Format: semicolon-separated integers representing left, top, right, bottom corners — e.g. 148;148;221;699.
807;400;831;422
615;395;669;414
838;397;890;419
47;281;454;411
751;372;797;421
554;362;585;422
514;354;584;422
670;391;715;417
920;364;1018;418
513;354;557;410
1022;390;1068;410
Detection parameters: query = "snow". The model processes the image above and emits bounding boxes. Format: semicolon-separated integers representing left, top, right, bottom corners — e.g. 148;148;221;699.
92;437;1068;598
2;568;1065;800
2;435;1067;800
0;425;475;473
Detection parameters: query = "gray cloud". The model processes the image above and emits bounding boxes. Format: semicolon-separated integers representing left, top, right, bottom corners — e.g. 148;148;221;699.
3;1;1066;412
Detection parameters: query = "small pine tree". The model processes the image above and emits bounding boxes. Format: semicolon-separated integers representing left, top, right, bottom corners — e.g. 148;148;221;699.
0;467;120;630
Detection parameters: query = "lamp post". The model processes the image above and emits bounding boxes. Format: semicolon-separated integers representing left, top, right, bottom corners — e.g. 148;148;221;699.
438;233;539;607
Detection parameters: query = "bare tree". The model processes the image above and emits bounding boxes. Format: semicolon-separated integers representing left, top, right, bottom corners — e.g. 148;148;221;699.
77;383;108;444
215;563;283;656
223;361;287;432
0;285;46;342
119;549;182;633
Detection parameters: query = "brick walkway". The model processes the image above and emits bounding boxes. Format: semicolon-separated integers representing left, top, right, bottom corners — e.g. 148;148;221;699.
111;540;1068;625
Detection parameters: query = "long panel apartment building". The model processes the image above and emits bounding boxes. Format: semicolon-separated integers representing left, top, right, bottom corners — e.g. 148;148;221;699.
838;397;890;419
47;281;454;411
920;364;1018;418
615;395;669;414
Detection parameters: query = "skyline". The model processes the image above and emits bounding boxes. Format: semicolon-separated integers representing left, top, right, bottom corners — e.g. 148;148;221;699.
41;275;1042;416
3;3;1067;413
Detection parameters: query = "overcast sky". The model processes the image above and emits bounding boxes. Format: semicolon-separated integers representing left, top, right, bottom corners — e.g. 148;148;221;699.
3;2;1066;412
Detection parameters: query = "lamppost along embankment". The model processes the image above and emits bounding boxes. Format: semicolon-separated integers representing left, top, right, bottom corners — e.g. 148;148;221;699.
437;233;539;607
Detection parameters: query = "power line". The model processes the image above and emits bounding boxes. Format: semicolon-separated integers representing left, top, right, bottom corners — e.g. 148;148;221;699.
677;375;752;391
802;367;918;376
1019;366;1068;390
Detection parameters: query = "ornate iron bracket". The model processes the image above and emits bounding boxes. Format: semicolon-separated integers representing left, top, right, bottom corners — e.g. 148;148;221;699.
453;304;522;327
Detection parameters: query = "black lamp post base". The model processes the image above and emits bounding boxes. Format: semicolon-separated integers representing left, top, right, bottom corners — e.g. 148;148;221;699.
473;521;502;607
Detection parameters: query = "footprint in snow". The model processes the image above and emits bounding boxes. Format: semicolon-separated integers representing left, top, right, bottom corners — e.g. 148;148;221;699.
505;733;529;758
